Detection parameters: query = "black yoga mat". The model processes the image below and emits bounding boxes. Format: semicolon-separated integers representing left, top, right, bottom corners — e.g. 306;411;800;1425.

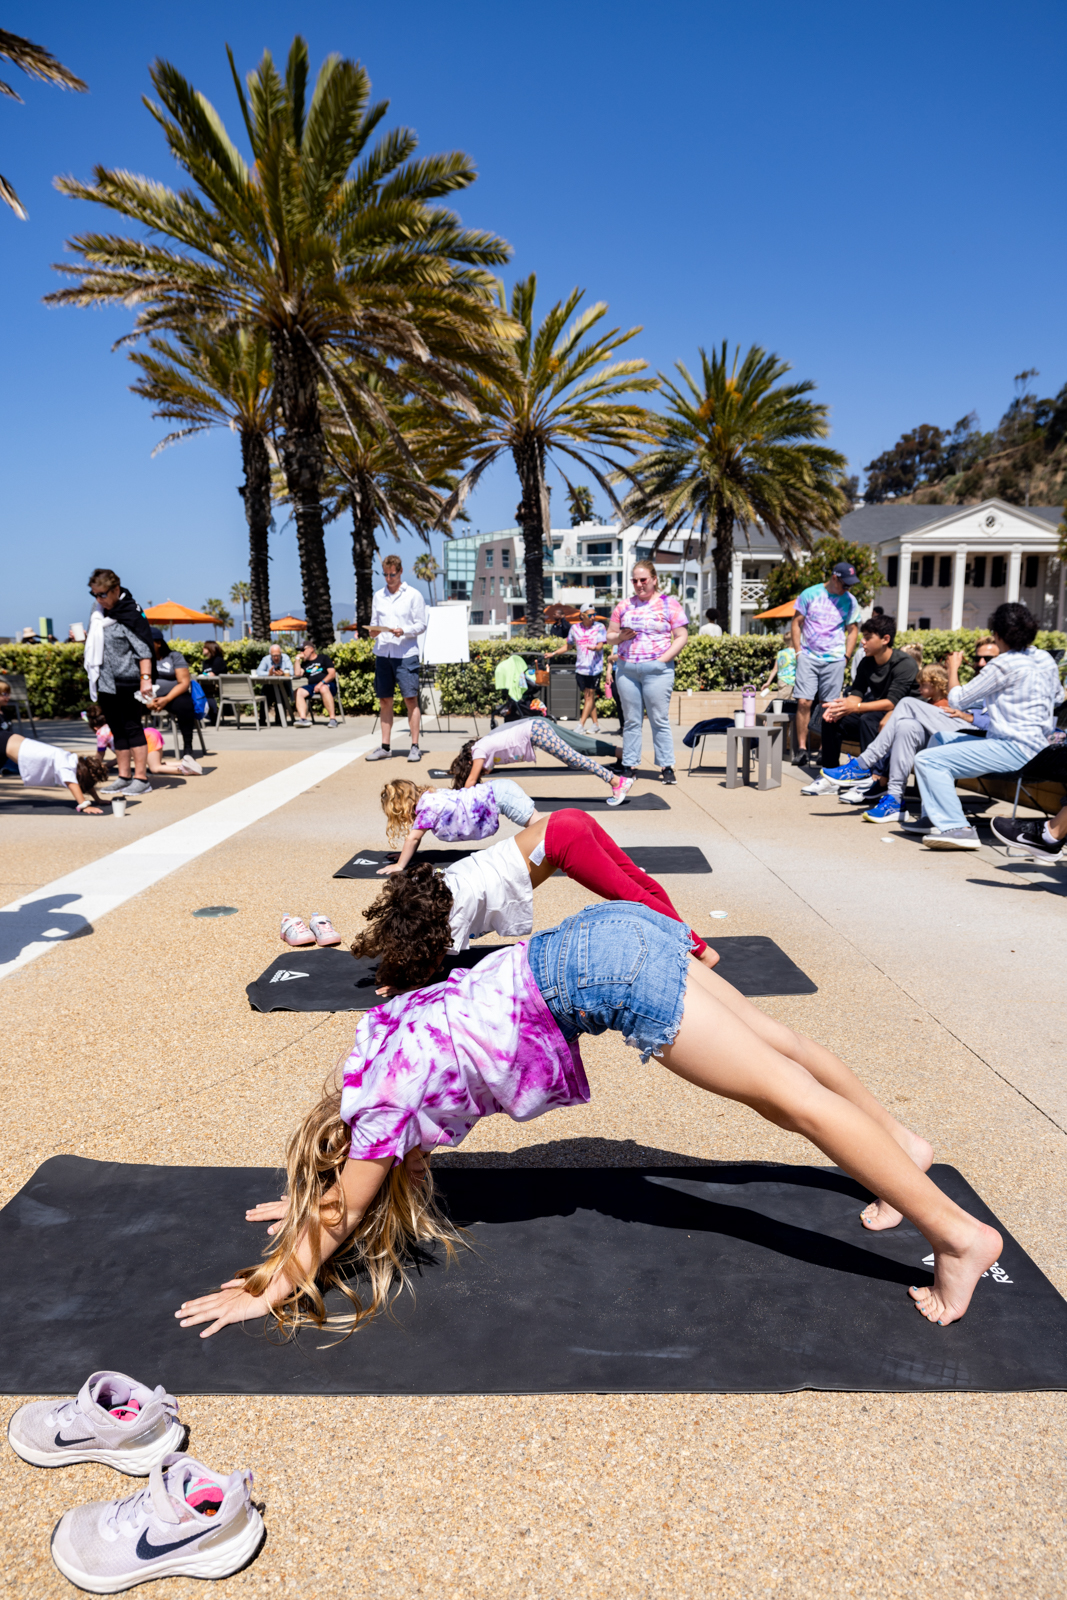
247;945;500;1012
626;845;710;873
2;1156;1062;1395
524;793;670;812
0;794;108;816
247;935;812;1012
334;846;477;879
703;936;817;996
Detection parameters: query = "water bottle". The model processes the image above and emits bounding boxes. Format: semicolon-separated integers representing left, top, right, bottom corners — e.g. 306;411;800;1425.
742;684;756;726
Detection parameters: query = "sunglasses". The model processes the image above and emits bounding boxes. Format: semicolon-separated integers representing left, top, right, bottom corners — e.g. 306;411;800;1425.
89;585;117;598
631;575;654;584
975;655;996;665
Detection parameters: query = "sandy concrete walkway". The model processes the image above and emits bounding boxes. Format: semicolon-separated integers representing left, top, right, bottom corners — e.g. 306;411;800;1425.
1;713;1064;1597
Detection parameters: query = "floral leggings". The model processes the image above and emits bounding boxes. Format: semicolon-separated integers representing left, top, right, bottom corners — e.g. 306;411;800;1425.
529;719;616;786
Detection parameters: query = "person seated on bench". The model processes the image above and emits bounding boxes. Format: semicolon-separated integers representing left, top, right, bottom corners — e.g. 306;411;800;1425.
804;614;918;794
358;812;718;966
913;603;1064;851
377;777;546;873
992;795;1067;858
0;690;106;813
451;718;634;807
254;644;293;677
292;641;338;728
821;650;999;824
175;903;1002;1341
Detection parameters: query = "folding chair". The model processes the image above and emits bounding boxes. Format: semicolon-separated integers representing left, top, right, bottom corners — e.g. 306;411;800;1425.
213;674;269;729
1;672;36;737
684;717;734;774
162;708;208;760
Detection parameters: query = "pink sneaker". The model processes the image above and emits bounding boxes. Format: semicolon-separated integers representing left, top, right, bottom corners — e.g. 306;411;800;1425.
309;913;342;947
280;914;316;947
606;775;634;808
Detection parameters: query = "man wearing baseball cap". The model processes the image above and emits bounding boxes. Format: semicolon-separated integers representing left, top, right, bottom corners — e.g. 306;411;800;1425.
790;561;862;765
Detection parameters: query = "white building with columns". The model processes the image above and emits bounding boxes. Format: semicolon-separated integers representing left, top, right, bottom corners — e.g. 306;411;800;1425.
723;499;1066;634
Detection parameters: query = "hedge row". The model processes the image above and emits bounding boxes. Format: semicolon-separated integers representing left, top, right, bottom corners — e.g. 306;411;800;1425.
4;626;1066;720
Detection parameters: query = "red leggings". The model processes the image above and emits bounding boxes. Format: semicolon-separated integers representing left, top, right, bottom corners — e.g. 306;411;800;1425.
543;811;707;958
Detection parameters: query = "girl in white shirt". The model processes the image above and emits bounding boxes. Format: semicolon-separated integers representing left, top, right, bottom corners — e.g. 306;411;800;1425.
0;725;106;814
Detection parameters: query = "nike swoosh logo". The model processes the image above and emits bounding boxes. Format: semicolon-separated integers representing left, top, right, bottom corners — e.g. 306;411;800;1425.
53;1432;96;1448
136;1527;208;1561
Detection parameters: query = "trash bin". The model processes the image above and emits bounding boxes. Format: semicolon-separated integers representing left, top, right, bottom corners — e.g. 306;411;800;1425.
548;664;581;720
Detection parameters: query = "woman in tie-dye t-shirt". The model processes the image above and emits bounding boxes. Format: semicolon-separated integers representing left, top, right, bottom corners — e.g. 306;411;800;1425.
607;559;689;782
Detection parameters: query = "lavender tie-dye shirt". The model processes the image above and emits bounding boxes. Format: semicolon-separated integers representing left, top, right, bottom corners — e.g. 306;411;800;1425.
413;785;499;842
340;945;589;1165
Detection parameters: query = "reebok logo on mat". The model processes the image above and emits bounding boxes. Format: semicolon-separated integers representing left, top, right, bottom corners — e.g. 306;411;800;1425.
270;970;311;984
923;1252;1013;1284
350;858;377;866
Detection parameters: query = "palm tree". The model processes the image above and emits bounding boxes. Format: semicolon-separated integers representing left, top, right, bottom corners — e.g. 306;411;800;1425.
203;598;234;632
230;580;251;635
566;484;594;525
316;392;465;629
46;36;514;647
441;274;660;634
0;29;86;218
128;328;275;640
413;552;440;604
621;343;847;625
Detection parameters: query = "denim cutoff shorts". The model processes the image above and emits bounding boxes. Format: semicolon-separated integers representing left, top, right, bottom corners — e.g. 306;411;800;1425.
526;901;692;1062
487;777;536;827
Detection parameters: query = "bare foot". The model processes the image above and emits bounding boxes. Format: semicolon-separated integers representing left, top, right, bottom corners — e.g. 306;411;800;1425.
910;1221;1003;1325
698;946;721;971
860;1128;934;1231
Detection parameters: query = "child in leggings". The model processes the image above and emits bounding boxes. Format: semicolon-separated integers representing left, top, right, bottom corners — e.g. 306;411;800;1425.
361;812;718;965
451;718;634;807
177;902;1002;1341
377;777;545;873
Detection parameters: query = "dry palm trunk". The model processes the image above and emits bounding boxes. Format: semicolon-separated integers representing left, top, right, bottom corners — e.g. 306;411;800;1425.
513;433;549;636
712;507;735;630
239;427;273;642
272;327;335;646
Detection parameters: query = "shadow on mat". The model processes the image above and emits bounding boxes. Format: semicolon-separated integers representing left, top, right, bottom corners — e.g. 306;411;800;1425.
433;1136;710;1168
431;1161;916;1288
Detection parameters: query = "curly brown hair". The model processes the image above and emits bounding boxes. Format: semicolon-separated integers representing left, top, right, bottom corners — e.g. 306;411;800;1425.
351;862;455;990
449;741;476;788
75;754;109;803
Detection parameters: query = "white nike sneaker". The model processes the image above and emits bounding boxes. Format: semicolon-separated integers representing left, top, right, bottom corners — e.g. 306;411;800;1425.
801;775;836;796
50;1452;265;1593
8;1371;183;1475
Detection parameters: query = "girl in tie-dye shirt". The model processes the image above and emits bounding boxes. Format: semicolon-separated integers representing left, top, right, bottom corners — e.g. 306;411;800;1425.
377;777;545;874
177;903;998;1344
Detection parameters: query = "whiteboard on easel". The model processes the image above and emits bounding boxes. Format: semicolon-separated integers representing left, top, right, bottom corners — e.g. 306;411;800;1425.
421;604;470;665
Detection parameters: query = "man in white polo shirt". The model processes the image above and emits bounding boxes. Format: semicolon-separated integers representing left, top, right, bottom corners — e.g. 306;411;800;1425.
365;554;428;762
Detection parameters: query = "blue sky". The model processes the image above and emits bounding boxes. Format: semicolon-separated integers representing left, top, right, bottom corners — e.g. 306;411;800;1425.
3;0;1065;638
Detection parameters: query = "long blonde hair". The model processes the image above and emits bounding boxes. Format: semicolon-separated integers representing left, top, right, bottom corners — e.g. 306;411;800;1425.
238;1071;465;1339
380;778;432;845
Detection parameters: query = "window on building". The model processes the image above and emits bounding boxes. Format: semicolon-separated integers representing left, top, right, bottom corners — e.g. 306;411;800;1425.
991;555;1006;588
585;540;613;556
471;611;483;624
910;560;919;584
918;617;931;630
972;555;986;588
886;556;899;588
490;576;495;596
501;549;510;568
938;555;952;587
1025;554;1039;588
484;551;493;568
480;577;486;596
920;554;935;588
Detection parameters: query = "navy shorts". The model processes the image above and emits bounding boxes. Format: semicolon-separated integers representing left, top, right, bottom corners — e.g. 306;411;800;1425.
374;655;421;699
527;901;692;1061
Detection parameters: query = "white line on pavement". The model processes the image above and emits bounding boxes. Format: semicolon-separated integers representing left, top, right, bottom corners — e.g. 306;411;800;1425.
0;735;379;982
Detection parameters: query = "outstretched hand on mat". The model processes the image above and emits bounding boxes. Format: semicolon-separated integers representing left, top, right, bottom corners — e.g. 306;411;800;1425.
175;1275;289;1338
246;1196;289;1235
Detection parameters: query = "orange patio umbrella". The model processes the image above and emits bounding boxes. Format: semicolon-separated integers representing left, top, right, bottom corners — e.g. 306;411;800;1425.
144;600;225;639
752;598;797;620
270;615;307;633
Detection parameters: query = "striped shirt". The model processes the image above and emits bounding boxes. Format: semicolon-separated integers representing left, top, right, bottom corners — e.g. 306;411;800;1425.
949;647;1064;758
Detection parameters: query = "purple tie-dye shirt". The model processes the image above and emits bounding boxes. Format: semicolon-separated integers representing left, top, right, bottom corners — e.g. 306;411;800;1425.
413;785;499;842
340;945;588;1165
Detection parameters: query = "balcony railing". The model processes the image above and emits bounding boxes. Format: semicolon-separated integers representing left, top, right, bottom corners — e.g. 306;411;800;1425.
739;580;767;607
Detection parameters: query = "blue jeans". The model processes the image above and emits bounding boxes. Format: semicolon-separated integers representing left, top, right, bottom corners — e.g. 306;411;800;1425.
914;732;1032;831
615;661;676;770
487;777;536;827
526;901;692;1061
